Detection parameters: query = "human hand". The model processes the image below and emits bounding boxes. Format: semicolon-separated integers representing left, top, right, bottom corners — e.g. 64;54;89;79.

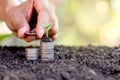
5;0;58;42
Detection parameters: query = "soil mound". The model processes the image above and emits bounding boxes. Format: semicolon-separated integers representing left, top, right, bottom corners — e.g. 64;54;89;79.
0;45;119;80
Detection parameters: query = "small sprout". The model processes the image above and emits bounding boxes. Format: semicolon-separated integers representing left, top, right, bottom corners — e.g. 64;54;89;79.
45;25;49;37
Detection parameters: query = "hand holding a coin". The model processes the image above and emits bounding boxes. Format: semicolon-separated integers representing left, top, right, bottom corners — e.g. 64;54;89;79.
0;0;58;42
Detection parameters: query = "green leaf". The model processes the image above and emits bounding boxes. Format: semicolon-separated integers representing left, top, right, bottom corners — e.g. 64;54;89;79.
45;25;49;37
0;34;11;41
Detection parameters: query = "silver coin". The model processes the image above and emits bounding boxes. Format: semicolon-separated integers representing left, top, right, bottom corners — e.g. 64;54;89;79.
25;32;37;36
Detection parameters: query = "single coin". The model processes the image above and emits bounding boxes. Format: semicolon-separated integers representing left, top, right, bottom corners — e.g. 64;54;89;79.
25;32;37;36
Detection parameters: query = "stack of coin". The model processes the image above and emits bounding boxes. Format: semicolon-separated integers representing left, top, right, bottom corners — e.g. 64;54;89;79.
25;47;38;60
25;32;54;61
40;37;54;61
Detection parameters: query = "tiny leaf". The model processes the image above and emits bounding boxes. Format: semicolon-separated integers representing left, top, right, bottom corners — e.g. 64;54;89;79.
45;25;49;37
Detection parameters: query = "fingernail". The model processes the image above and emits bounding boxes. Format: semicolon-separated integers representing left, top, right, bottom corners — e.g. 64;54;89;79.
18;26;28;38
39;28;45;38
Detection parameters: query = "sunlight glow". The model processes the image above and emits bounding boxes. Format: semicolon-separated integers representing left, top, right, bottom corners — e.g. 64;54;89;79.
111;0;120;11
96;0;108;13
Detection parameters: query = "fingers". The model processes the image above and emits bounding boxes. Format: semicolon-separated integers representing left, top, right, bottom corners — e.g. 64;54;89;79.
7;0;58;42
18;25;30;39
7;17;30;40
34;0;49;13
5;0;33;39
51;34;57;41
48;23;58;38
25;36;36;42
15;13;30;39
17;1;34;38
25;0;34;22
24;28;37;42
48;3;58;40
6;10;30;39
36;10;48;38
34;0;50;38
36;10;49;38
34;0;58;40
36;25;45;38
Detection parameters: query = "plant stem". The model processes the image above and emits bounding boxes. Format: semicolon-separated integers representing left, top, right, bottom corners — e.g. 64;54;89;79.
46;25;49;37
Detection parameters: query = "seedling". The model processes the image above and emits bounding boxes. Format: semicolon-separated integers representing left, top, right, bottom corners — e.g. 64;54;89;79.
40;24;54;61
45;25;49;37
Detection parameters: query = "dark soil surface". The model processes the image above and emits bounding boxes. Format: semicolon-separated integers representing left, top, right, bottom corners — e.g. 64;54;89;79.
0;45;120;80
41;37;52;42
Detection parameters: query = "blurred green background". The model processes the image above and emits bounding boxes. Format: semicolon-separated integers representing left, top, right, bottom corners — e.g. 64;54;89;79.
0;0;120;46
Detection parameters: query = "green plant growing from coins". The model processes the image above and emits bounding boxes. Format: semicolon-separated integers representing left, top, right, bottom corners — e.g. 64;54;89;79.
45;25;49;37
40;24;54;61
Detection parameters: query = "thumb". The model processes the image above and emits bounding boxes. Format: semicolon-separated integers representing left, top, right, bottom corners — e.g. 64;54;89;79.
17;17;30;39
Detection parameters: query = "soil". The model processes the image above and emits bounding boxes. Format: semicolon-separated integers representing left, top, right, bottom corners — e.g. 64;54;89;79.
0;45;120;80
41;37;52;42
